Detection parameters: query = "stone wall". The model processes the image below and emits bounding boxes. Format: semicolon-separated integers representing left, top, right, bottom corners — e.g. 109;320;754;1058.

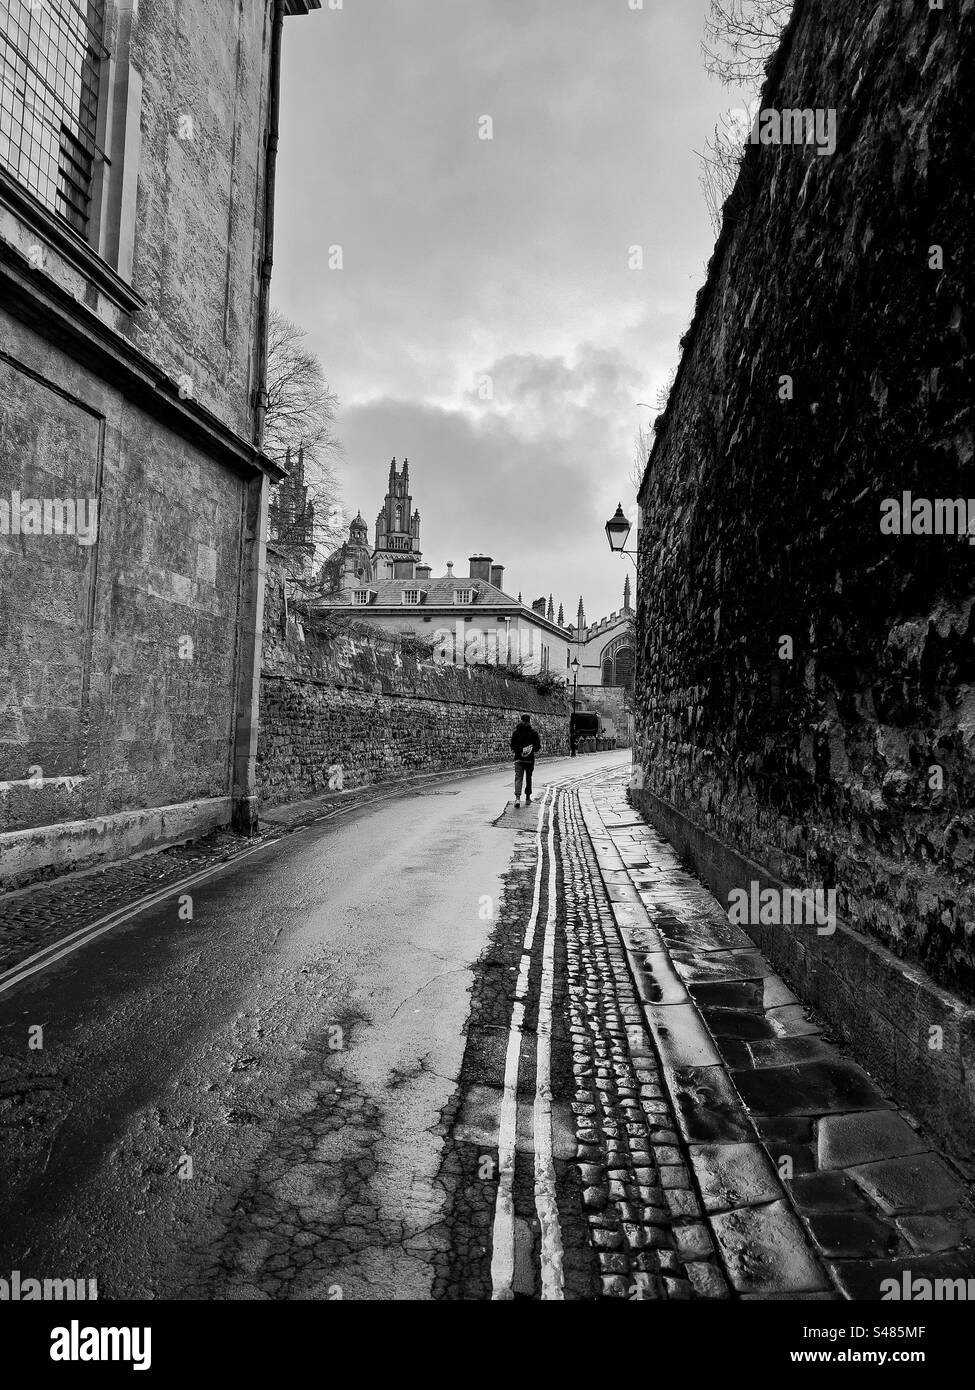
0;317;246;839
259;555;570;804
634;1;974;1153
0;0;305;881
124;0;272;437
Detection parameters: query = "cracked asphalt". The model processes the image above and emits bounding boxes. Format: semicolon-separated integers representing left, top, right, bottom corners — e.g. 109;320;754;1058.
0;750;629;1300
4;747;969;1301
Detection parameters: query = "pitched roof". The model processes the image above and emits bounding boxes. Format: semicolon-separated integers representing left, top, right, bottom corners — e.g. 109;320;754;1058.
316;576;520;609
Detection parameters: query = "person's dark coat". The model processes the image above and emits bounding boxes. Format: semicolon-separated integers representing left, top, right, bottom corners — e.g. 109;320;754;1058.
511;722;541;765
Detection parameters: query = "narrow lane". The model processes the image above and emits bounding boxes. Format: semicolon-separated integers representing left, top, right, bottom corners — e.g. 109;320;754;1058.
0;751;628;1300
5;748;963;1302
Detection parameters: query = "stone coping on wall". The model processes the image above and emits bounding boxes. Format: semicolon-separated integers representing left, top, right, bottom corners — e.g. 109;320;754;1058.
0;796;231;891
630;786;975;1171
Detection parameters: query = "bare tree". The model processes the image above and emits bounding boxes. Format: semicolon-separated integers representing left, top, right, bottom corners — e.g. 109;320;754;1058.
698;107;754;234
264;306;340;468
264;307;345;597
701;0;793;89
698;1;793;233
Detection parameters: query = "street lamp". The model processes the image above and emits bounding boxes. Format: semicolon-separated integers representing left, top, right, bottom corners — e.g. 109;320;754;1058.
605;502;637;557
570;657;580;757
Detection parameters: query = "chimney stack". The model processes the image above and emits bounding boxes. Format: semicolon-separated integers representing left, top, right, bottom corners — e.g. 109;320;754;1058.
416;563;432;580
489;563;504;590
469;554;493;582
446;561;454;577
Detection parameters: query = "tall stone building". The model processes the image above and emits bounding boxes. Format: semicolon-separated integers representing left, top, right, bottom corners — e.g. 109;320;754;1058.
0;0;321;887
568;577;635;691
269;446;316;576
373;457;422;578
319;460;572;675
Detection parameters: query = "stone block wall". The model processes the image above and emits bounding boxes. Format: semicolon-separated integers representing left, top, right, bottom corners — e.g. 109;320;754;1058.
633;1;974;1152
259;556;570;804
0;318;244;838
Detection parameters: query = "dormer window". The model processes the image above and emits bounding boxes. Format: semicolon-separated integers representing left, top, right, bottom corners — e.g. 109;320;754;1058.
454;588;474;605
401;589;422;605
352;589;371;605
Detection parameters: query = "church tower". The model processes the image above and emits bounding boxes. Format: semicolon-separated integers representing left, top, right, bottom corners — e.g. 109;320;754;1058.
340;511;374;586
373;457;423;578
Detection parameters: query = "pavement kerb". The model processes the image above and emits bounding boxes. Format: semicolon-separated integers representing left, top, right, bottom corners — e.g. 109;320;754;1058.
575;780;843;1299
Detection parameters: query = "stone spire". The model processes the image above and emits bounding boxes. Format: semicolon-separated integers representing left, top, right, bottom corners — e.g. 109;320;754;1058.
557;602;564;625
623;574;632;612
547;594;554;621
577;595;586;631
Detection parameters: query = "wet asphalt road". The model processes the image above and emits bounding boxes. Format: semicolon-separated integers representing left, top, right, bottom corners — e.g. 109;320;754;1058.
0;751;629;1300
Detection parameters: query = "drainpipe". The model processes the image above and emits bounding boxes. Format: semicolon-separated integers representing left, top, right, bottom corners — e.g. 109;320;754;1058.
231;0;286;835
253;0;285;451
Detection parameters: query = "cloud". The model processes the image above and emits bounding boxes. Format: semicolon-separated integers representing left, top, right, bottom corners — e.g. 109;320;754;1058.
273;0;733;618
336;344;641;617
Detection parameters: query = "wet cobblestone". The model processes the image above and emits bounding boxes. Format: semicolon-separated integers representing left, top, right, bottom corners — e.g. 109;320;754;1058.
561;789;730;1299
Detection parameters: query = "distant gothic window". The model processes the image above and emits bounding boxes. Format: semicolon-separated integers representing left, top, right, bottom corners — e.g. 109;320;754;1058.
394;505;402;531
615;647;635;690
602;658;614;686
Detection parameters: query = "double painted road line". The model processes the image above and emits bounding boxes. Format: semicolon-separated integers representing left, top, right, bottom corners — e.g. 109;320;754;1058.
534;788;566;1299
490;783;565;1300
0;834;284;998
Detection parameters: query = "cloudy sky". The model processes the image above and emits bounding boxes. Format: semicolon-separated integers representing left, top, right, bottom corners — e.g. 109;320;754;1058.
273;0;743;623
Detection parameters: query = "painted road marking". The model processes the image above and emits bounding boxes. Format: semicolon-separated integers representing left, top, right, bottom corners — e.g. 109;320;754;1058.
0;838;287;998
490;786;551;1300
534;788;566;1299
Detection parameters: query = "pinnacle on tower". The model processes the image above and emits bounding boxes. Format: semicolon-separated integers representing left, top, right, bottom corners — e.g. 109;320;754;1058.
577;595;586;630
557;603;564;625
623;574;632;612
547;595;554;621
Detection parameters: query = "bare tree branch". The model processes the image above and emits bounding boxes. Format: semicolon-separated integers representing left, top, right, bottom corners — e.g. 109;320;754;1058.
265;307;345;592
701;0;793;89
697;2;793;233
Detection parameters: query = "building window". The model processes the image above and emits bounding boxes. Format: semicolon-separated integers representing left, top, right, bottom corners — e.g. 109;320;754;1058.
401;589;421;604
352;589;371;605
453;588;473;605
0;0;109;239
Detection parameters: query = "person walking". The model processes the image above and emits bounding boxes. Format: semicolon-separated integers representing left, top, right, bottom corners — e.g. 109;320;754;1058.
511;713;541;808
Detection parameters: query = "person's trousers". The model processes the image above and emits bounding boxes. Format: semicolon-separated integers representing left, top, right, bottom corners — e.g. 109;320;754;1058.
514;759;534;800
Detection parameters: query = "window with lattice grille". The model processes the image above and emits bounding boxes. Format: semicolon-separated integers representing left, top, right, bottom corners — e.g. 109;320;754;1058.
0;0;108;238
